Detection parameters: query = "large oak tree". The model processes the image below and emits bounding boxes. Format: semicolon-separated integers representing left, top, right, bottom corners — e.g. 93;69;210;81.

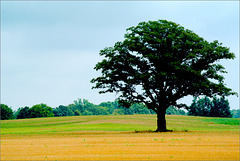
91;20;236;132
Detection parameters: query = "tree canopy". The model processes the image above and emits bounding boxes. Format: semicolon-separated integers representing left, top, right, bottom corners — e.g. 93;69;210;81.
91;20;236;131
0;104;14;120
28;104;54;118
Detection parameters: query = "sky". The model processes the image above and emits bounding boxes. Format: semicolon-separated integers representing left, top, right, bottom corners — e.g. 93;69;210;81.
1;1;239;111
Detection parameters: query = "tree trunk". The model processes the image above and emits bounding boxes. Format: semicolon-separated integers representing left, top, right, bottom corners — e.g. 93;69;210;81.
156;108;167;132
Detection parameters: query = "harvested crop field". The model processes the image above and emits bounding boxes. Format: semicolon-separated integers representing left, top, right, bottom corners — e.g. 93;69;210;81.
1;115;239;160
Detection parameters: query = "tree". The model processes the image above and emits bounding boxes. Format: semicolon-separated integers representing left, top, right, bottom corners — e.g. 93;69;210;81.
91;20;236;131
91;106;110;115
231;109;240;118
188;97;212;116
112;109;125;115
188;96;232;118
91;19;236;131
16;106;30;119
99;102;115;114
53;105;75;117
0;104;14;120
130;103;151;114
210;96;232;117
29;104;54;118
166;106;186;115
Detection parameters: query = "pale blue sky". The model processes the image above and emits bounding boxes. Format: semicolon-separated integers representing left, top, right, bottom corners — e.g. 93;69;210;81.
1;1;239;110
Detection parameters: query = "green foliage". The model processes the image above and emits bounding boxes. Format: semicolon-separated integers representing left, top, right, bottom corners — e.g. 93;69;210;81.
99;102;115;114
188;97;211;116
91;19;236;131
210;97;232;117
92;19;236;110
92;106;110;115
82;110;93;116
131;103;150;114
166;106;186;115
0;104;14;120
112;109;125;115
12;98;186;119
231;109;240;118
188;96;232;118
16;106;30;119
54;99;162;117
53;105;75;117
28;104;54;118
53;99;111;117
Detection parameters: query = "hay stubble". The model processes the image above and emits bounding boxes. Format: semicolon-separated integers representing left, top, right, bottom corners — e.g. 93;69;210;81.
1;131;239;160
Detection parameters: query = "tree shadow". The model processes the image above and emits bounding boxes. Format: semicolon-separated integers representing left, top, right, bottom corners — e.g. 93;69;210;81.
134;129;189;133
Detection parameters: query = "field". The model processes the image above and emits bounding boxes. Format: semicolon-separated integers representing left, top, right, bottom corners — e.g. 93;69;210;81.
1;115;239;160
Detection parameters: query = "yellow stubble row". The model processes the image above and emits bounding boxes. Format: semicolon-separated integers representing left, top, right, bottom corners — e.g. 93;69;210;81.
1;131;239;160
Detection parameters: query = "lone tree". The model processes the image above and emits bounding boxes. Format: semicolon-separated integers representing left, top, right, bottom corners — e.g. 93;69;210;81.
91;20;236;132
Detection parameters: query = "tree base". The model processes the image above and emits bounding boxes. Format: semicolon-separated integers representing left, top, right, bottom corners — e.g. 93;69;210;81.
155;129;173;132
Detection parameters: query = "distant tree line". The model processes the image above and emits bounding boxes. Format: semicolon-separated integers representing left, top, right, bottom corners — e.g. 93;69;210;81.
0;99;187;120
188;96;234;118
1;97;239;120
15;104;54;119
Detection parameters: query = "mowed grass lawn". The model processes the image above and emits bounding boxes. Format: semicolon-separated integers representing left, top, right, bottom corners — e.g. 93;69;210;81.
1;115;239;160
